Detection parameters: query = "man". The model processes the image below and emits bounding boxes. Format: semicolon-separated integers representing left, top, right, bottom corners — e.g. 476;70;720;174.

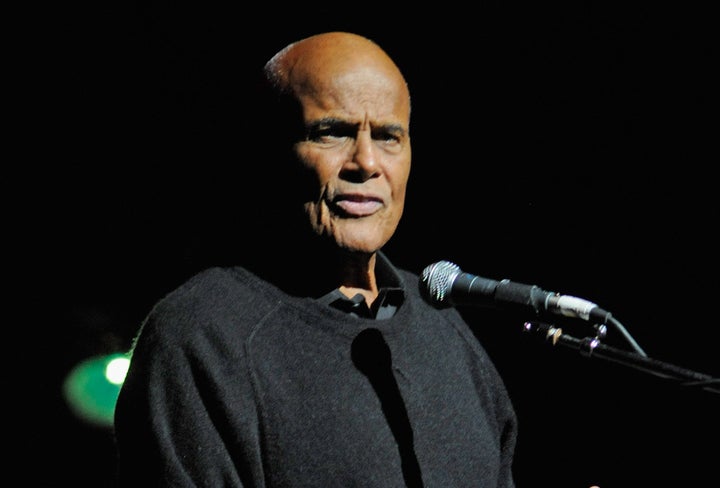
114;31;518;487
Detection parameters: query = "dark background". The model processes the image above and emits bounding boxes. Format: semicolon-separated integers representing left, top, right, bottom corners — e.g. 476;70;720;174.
19;2;718;487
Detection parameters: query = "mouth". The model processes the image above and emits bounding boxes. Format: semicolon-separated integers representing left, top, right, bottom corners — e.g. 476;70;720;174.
331;194;384;217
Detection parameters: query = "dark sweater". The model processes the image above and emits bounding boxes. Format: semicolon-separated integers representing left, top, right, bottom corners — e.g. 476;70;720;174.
114;258;517;487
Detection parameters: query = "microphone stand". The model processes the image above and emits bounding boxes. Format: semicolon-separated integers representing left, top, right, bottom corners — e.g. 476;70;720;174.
522;321;720;396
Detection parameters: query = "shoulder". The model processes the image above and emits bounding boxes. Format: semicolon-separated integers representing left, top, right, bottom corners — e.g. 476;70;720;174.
154;266;259;311
138;266;283;345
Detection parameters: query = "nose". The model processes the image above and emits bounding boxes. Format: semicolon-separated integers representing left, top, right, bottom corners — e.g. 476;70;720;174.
346;130;379;181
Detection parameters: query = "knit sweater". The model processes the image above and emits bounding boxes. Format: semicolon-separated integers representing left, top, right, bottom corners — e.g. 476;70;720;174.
114;257;517;487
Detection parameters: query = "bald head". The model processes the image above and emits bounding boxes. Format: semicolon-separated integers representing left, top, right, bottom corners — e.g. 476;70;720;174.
264;32;410;115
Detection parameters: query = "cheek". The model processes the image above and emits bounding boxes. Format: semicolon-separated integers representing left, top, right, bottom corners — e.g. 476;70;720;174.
391;169;410;204
296;156;340;196
303;200;335;237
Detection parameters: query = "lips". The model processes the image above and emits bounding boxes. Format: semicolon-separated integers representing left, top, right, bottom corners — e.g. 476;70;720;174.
332;194;384;217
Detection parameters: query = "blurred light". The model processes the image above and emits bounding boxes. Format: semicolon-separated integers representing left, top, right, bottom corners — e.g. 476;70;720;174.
105;356;130;384
62;352;130;428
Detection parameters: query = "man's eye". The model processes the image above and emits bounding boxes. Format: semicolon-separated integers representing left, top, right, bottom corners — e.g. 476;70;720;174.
374;131;401;144
307;128;336;142
381;135;401;144
307;125;355;143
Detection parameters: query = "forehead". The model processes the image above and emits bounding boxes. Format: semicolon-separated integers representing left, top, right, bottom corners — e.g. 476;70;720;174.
295;66;411;124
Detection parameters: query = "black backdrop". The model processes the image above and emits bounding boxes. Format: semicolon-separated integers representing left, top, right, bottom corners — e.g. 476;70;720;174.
20;2;718;487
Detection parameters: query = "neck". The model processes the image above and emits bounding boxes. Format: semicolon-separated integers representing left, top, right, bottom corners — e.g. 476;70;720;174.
245;226;380;302
337;252;379;306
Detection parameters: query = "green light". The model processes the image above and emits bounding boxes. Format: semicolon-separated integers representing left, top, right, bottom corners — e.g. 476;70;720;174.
62;352;130;428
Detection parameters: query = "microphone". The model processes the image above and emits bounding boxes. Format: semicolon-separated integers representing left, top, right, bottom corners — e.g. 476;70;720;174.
421;260;612;324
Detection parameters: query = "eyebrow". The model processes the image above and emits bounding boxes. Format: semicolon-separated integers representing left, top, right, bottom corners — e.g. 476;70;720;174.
306;117;407;136
306;117;355;132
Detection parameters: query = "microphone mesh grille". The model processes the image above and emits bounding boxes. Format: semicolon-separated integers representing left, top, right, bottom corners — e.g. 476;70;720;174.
421;260;460;304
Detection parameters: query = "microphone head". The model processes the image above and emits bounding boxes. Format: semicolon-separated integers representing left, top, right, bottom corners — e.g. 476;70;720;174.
420;260;461;306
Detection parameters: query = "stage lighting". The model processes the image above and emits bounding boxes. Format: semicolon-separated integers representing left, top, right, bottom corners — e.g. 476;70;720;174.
62;352;130;428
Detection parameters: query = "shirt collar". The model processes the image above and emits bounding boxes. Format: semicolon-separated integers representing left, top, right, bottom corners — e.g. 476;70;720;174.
316;252;405;319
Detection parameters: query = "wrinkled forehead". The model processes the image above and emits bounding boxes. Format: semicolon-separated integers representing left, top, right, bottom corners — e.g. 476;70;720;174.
301;67;408;114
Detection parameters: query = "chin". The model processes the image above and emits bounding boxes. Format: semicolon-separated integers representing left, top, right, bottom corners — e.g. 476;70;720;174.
335;234;390;255
319;218;396;253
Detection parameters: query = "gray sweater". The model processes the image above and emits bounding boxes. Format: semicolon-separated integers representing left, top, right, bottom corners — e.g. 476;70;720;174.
114;258;517;487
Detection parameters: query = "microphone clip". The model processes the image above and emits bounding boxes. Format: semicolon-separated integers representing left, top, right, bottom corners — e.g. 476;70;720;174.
523;321;608;357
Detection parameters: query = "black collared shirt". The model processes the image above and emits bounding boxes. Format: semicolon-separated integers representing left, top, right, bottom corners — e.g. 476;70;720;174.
315;252;406;319
317;287;404;319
